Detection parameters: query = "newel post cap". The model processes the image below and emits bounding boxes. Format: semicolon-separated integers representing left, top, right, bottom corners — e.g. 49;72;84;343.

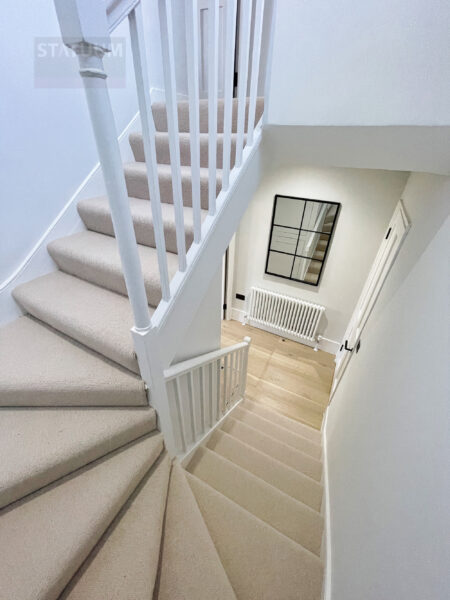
54;0;111;52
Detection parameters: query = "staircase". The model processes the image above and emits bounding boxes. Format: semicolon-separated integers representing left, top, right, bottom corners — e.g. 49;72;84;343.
0;396;324;599
0;1;327;597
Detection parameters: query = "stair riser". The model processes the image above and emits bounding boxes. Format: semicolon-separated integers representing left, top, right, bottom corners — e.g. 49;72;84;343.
130;132;239;169
49;245;163;308
124;166;221;210
222;418;322;481
78;202;195;256
188;448;323;556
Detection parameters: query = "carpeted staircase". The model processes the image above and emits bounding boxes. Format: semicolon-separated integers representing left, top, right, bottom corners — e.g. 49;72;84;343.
0;97;325;598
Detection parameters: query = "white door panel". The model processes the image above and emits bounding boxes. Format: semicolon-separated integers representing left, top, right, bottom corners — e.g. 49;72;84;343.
332;200;410;395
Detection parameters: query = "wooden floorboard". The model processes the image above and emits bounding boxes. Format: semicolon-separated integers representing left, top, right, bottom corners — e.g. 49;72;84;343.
221;319;335;430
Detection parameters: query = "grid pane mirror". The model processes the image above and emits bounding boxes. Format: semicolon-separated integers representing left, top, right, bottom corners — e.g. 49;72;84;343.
265;195;340;286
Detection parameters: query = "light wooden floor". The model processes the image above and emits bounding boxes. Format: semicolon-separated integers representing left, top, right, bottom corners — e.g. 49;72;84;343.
222;320;335;431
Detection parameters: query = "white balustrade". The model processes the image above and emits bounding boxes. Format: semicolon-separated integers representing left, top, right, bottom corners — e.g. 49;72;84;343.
164;337;251;456
54;0;272;452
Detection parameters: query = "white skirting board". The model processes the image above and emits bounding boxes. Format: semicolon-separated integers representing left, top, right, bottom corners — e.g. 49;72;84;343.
230;307;340;355
0;110;142;326
321;407;332;600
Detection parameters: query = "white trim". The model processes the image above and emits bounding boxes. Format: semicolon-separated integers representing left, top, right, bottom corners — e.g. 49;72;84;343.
0;110;141;325
230;307;246;323
322;406;332;600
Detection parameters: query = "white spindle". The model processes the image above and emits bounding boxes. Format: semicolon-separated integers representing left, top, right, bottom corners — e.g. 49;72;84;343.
247;0;265;146
199;365;206;432
129;6;170;301
221;0;237;190
207;0;220;215
235;0;252;167
223;354;228;411
158;0;187;270
185;0;202;242
209;361;214;426
216;358;221;418
174;378;187;452
241;336;251;396
188;371;197;440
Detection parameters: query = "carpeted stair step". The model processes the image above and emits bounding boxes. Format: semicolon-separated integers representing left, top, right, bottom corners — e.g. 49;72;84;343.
156;462;237;600
243;398;322;444
151;96;264;133
222;416;322;481
232;405;322;460
187;472;324;600
48;230;178;308
0;434;163;600
207;429;323;512
60;452;171;600
78;196;207;255
307;262;322;275
13;271;142;374
124;162;222;210
0;407;159;510
187;447;323;555
130;131;240;169
0;317;147;406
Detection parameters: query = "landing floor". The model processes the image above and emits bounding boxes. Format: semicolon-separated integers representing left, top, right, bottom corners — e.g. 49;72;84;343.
221;319;335;430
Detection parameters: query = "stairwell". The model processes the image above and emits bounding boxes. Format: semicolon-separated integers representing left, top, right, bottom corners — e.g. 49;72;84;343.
0;95;327;598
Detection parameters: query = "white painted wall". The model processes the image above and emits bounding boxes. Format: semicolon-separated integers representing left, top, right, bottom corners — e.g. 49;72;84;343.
231;148;408;351
173;265;223;364
325;172;450;600
267;0;450;125
0;0;174;290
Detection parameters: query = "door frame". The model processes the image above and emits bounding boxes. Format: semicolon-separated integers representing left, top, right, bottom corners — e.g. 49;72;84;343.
331;200;410;396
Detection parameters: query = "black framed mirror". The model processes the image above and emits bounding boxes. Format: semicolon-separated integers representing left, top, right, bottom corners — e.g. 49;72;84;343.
265;195;340;286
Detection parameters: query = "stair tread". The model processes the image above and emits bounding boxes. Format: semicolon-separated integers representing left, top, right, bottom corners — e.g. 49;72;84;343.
0;407;158;510
48;230;179;307
187;472;323;600
13;271;142;374
0;433;163;600
61;452;170;600
187;446;323;555
233;405;322;460
124;161;222;210
151;96;264;133
207;429;323;512
243;398;322;443
0;316;147;406
130;130;239;169
222;416;322;481
157;462;236;600
78;195;207;255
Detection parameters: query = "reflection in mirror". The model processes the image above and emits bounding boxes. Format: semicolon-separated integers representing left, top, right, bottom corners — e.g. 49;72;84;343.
265;195;340;285
270;226;298;254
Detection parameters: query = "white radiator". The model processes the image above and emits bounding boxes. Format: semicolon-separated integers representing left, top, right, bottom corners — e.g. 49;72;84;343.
245;287;325;342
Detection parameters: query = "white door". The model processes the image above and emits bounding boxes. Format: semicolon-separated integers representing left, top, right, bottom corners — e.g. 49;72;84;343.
331;200;410;395
198;0;227;98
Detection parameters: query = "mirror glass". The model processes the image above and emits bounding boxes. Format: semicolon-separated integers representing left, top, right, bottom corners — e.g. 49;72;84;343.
265;195;340;286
